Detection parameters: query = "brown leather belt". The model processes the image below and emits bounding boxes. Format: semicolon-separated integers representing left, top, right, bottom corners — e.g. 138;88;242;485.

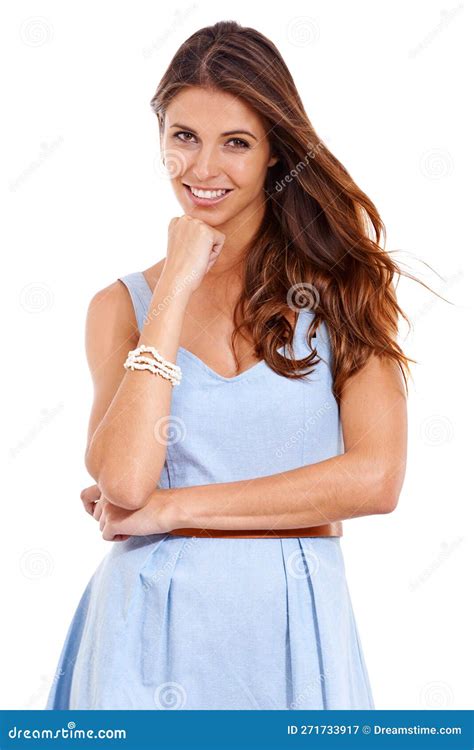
169;521;342;538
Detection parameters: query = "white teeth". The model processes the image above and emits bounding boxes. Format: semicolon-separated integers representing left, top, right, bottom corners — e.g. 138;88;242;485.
189;186;228;199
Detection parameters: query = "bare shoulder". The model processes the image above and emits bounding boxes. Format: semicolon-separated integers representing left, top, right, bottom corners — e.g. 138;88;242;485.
341;353;407;407
86;258;167;343
84;278;141;454
86;278;138;341
84;277;142;391
85;258;169;366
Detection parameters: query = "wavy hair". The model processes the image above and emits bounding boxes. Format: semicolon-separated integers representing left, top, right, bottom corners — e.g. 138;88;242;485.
150;20;445;402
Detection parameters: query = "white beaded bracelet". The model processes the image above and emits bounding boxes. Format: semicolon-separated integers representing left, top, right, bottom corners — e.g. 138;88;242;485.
124;345;182;386
126;349;181;378
124;356;181;386
126;355;180;382
132;345;181;373
124;358;180;385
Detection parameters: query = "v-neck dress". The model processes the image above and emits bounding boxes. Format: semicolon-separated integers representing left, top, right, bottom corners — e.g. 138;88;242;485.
44;271;375;710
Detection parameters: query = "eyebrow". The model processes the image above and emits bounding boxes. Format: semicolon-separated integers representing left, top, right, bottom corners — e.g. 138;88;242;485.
170;123;257;141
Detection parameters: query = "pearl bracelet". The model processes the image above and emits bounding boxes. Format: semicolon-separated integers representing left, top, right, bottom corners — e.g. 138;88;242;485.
126;355;180;383
124;355;181;386
124;345;182;386
131;344;181;373
127;345;182;378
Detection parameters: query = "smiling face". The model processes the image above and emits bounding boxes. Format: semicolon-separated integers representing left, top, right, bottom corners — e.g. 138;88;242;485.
160;86;278;232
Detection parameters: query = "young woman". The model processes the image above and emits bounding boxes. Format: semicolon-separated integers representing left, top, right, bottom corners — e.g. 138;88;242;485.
45;20;411;710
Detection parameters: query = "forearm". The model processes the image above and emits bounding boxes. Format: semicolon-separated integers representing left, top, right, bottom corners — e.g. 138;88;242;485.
162;448;396;532
86;273;190;510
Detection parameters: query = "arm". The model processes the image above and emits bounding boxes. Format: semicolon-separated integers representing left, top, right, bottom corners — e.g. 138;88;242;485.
155;352;408;531
84;270;191;510
84;217;227;512
98;354;407;539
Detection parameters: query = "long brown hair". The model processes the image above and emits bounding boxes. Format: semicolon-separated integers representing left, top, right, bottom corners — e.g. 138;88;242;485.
150;20;445;402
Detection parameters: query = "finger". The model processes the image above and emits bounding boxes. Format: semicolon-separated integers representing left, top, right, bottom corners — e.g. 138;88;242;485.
81;484;101;502
93;500;103;521
83;500;96;516
102;524;116;542
81;484;101;515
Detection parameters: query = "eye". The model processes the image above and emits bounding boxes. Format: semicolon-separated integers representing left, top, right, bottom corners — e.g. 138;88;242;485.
226;137;250;149
172;132;250;149
173;131;197;144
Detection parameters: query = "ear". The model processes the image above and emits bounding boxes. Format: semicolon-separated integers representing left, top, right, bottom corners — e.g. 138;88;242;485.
267;154;279;168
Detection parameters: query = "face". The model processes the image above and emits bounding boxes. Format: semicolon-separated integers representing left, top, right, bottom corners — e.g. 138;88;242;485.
160;86;278;230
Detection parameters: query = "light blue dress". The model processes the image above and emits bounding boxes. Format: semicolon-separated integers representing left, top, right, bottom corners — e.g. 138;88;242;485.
45;271;375;710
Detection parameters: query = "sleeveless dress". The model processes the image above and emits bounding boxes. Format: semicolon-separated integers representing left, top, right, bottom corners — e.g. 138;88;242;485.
44;271;375;710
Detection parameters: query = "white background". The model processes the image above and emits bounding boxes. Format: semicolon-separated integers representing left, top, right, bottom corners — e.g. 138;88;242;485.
1;0;472;710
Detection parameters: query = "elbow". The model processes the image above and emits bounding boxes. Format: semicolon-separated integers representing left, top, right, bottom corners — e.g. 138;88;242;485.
84;445;100;484
370;465;405;515
85;448;151;510
97;472;151;510
376;491;400;515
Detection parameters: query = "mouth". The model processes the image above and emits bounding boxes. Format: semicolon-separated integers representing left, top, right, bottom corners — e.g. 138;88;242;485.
183;183;234;207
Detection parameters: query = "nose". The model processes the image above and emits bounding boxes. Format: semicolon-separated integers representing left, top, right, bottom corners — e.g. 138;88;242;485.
190;144;221;183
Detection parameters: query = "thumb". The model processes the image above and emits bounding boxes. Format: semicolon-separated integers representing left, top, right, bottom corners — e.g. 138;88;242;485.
81;484;101;501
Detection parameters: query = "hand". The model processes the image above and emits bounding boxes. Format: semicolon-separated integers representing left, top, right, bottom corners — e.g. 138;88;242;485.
80;483;131;542
163;215;226;293
80;483;177;541
98;492;177;541
80;483;101;516
81;484;177;541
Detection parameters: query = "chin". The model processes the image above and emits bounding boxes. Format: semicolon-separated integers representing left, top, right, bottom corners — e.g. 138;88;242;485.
181;205;232;223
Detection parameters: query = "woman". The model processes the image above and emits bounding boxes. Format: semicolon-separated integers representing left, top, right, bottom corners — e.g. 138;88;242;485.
45;20;411;710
